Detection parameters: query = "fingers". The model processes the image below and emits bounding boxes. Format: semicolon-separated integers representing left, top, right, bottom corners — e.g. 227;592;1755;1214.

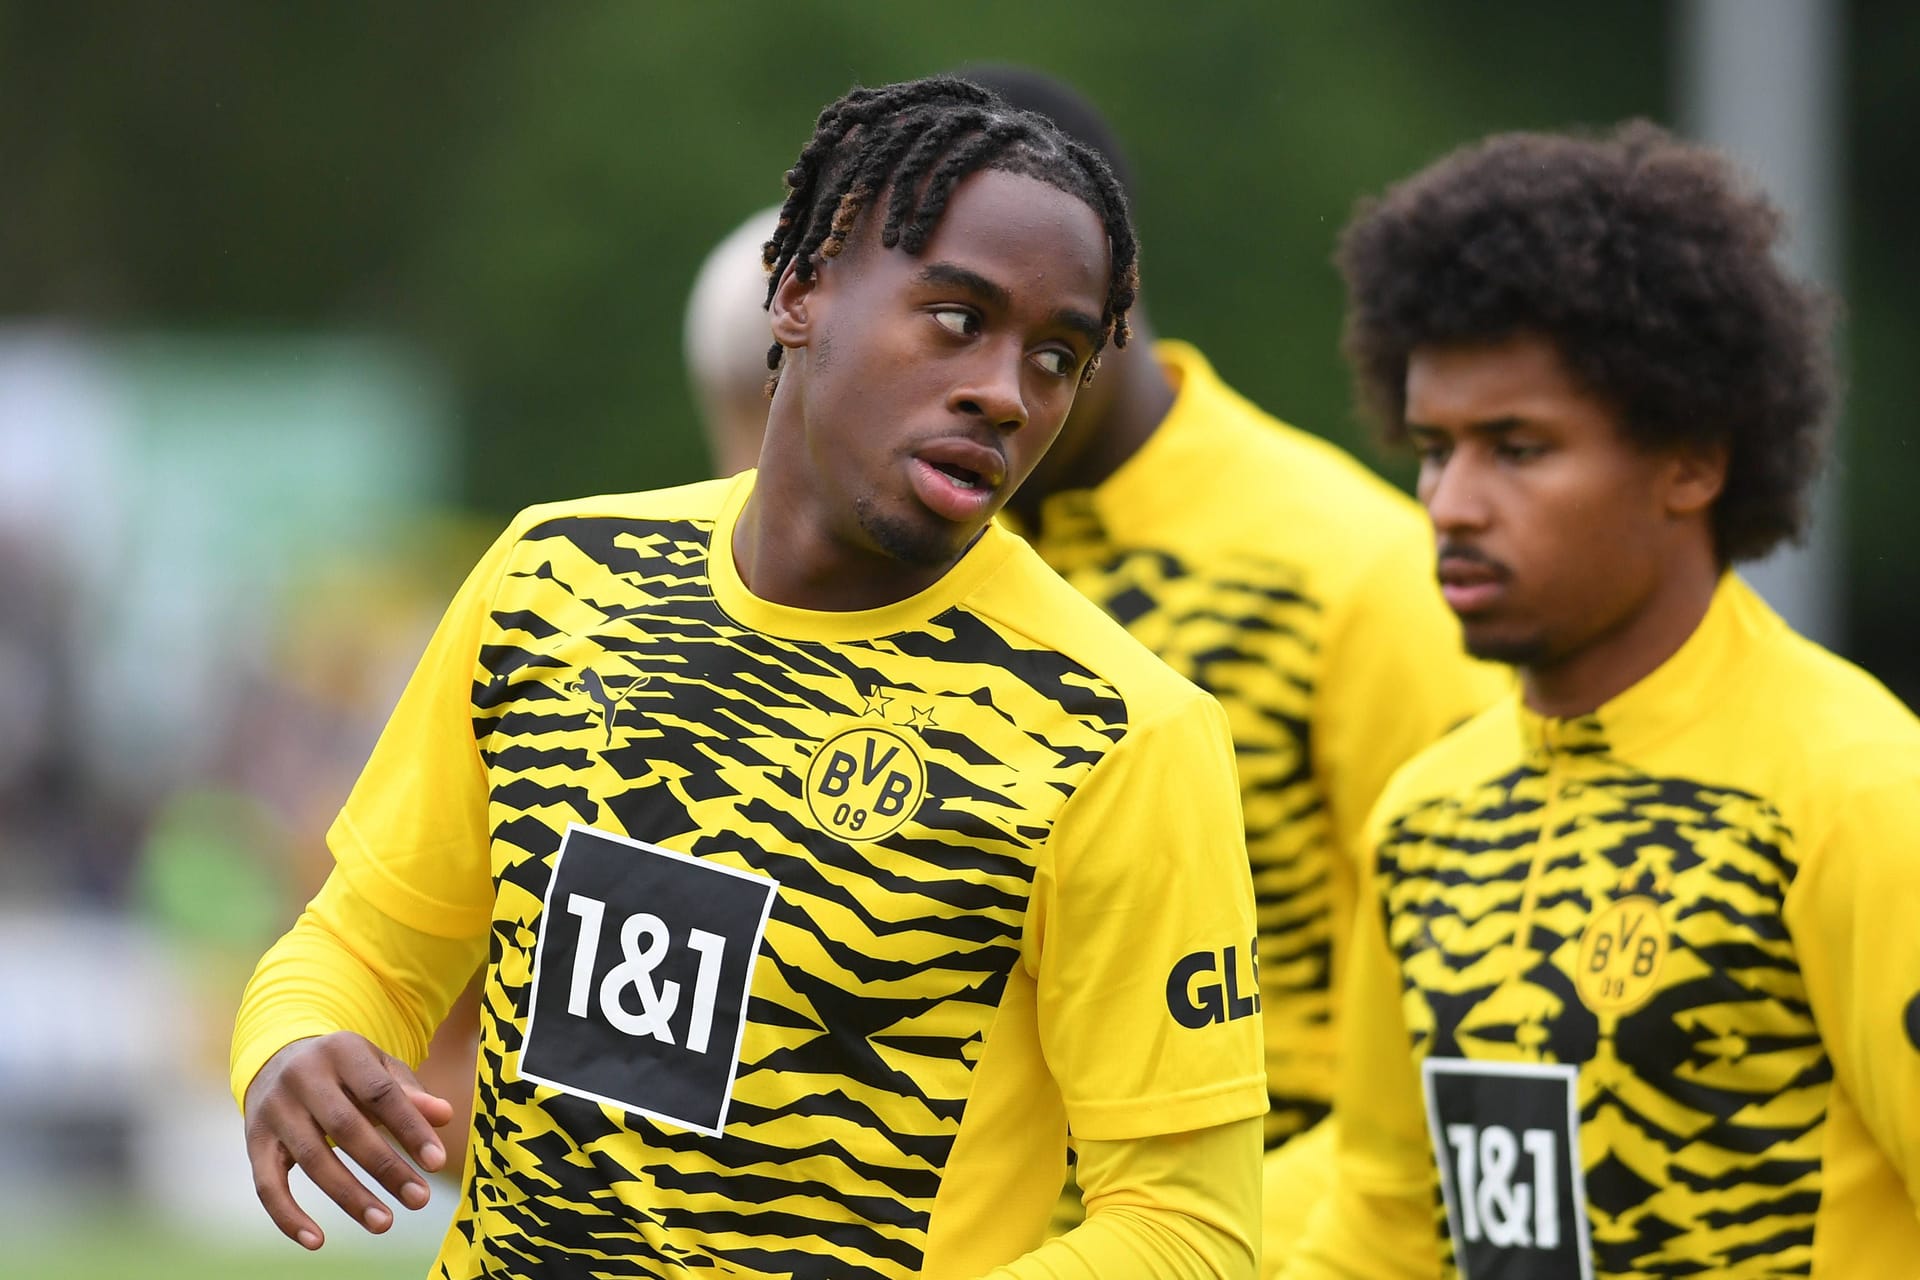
311;1077;434;1216
243;1032;450;1243
384;1054;458;1144
244;1117;326;1250
347;1052;449;1179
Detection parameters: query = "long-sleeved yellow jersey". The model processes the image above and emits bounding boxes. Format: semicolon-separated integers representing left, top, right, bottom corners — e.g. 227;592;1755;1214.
233;472;1269;1279
1286;575;1920;1279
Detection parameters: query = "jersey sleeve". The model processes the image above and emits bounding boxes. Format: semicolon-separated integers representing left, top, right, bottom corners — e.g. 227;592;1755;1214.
1029;689;1267;1141
1312;537;1506;870
1279;849;1443;1280
230;869;486;1107
986;1117;1263;1280
325;516;527;938
230;518;526;1103
1258;1118;1337;1275
1787;771;1920;1221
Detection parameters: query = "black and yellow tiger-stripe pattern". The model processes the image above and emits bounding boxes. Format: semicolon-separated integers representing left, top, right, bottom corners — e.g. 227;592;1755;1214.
1288;576;1920;1280
1033;491;1332;1146
1018;344;1501;1167
229;471;1266;1278
1378;726;1826;1277
442;512;1133;1279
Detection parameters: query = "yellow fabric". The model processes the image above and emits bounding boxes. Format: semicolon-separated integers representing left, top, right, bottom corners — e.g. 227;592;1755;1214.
230;872;488;1108
982;1119;1263;1280
1257;1118;1338;1275
1283;574;1920;1278
1016;341;1505;1149
232;471;1265;1279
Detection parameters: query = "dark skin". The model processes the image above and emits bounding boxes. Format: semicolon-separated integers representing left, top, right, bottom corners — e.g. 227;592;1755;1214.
243;165;1113;1250
739;166;1111;609
1002;299;1175;530
1404;332;1727;718
244;1033;452;1249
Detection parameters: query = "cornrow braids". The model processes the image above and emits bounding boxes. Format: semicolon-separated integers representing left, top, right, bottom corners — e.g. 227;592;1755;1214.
762;75;1139;386
899;120;1026;253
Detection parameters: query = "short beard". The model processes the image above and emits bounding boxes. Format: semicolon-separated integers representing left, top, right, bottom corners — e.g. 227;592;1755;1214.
854;494;958;568
1463;630;1551;668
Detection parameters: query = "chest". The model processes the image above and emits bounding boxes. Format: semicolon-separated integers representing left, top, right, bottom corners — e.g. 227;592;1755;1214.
465;573;1125;1133
1379;761;1813;1078
468;568;1129;1012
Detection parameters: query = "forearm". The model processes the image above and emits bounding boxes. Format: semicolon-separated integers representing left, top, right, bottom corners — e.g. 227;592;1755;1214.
1276;862;1444;1280
231;869;485;1108
1275;1180;1440;1280
986;1119;1260;1280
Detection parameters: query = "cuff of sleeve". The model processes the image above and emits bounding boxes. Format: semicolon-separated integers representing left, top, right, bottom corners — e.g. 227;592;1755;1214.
1068;1075;1269;1142
229;1022;338;1116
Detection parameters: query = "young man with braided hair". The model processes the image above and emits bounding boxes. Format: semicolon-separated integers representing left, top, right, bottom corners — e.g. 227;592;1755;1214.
1280;123;1920;1279
231;76;1265;1280
948;65;1504;1252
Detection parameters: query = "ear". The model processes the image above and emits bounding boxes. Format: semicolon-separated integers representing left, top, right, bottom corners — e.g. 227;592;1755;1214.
768;260;817;350
1663;439;1729;519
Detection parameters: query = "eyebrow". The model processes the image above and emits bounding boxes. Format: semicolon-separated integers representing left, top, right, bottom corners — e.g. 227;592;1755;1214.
915;261;1104;349
1048;306;1105;349
915;262;1010;310
1405;416;1527;439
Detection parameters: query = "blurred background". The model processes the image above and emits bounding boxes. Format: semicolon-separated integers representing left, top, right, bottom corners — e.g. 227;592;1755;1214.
1;2;1912;1276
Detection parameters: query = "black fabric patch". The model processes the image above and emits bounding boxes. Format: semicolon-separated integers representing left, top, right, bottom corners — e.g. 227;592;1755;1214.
520;825;778;1135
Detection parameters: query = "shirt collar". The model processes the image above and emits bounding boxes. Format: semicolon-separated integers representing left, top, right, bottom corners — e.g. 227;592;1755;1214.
709;470;1019;642
1517;572;1776;760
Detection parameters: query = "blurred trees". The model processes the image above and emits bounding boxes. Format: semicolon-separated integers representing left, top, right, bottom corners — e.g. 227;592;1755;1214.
1;0;1912;703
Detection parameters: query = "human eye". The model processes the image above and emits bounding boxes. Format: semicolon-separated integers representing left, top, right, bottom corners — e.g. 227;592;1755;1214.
1495;438;1546;462
1032;348;1075;377
931;307;978;337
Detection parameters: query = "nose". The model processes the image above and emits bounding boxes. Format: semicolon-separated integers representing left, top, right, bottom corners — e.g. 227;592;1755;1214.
948;340;1028;432
1421;451;1492;536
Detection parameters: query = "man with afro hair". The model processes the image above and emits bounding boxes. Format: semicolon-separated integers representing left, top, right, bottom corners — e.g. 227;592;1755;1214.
1276;122;1920;1279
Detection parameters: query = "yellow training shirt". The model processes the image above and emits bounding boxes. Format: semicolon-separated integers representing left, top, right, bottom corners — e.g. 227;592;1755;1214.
233;472;1267;1279
1015;341;1504;1146
1286;575;1920;1279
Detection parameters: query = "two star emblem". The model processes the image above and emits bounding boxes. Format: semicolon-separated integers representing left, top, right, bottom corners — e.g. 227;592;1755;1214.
860;687;935;731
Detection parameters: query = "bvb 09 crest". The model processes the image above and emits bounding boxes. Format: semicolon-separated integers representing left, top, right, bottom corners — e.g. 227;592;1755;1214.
804;725;927;842
1575;895;1670;1014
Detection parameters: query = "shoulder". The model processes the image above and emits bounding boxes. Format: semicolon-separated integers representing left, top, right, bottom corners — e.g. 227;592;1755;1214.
1150;343;1432;589
506;477;737;543
445;479;737;613
1725;623;1920;903
1649;586;1920;858
1744;615;1920;804
971;529;1220;728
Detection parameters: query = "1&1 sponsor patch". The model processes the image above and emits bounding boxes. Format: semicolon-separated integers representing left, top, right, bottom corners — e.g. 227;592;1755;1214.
1421;1058;1593;1280
519;824;778;1136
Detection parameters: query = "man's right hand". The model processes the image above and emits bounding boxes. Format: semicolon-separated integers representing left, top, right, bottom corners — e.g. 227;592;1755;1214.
242;1032;455;1251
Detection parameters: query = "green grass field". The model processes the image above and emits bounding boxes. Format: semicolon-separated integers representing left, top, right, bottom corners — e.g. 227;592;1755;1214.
10;1208;438;1280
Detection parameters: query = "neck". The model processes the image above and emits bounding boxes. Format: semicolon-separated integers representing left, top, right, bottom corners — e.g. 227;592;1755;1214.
730;459;963;614
1005;320;1175;527
1521;539;1722;719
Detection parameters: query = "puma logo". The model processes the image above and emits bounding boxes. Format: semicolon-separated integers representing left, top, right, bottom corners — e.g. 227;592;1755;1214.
569;669;651;746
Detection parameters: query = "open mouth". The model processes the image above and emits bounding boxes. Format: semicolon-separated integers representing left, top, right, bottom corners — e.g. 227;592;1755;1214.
908;451;1002;523
928;460;986;490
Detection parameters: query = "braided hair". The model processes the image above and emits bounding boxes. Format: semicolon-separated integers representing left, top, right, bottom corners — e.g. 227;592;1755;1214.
762;76;1139;386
